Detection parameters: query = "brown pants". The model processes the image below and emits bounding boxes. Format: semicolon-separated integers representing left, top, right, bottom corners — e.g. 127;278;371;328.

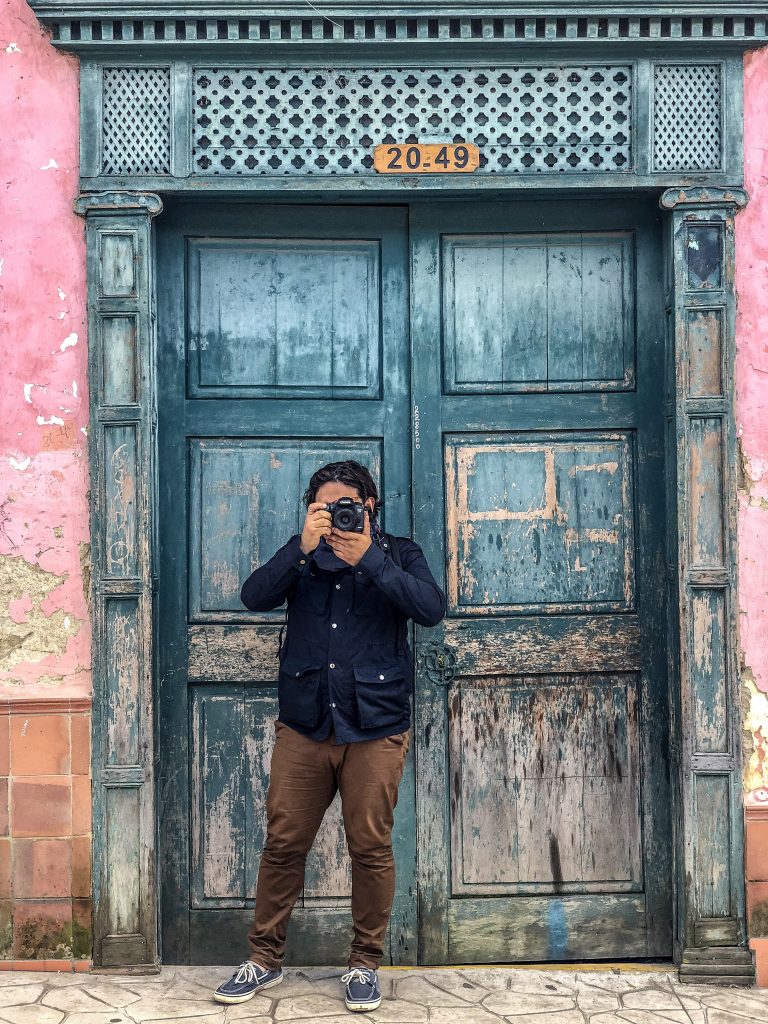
247;720;410;970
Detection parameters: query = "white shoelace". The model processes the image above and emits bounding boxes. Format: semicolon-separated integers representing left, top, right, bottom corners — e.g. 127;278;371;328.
234;961;266;984
342;967;375;987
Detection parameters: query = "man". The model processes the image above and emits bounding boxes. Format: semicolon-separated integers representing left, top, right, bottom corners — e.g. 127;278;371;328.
213;460;445;1013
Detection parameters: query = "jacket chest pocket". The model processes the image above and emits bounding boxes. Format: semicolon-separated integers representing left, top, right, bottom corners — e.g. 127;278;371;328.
353;575;389;617
291;575;330;616
277;658;323;728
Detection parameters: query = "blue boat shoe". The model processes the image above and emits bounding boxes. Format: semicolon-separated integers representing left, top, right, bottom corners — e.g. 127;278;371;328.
213;960;283;1004
342;967;382;1012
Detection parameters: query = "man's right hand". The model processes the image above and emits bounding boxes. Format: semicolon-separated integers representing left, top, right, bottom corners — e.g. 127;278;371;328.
300;502;332;554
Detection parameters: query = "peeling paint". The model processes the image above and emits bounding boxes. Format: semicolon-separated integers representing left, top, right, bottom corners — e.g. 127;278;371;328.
8;456;30;471
60;332;77;351
0;554;81;671
40;158;58;170
736;47;768;800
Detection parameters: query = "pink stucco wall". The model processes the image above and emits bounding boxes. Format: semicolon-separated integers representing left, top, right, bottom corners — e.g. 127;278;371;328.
0;0;90;700
737;46;768;803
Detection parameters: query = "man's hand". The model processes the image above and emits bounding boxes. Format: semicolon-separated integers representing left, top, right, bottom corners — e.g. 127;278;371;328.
326;509;373;566
300;502;333;555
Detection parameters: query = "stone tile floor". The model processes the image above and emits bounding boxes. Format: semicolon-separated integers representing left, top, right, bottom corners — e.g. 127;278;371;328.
0;965;766;1024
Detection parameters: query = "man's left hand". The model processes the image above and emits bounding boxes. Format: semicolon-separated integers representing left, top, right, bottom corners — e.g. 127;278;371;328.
326;510;373;566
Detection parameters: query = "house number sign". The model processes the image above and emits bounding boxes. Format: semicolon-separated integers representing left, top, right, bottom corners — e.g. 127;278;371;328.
373;143;480;173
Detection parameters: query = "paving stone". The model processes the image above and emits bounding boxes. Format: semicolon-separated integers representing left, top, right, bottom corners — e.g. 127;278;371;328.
0;989;45;1009
450;970;510;992
0;1007;64;1024
422;971;490;1004
428;1007;508;1023
45;987;118;1013
394;976;472;1006
75;982;143;1008
506;977;575;997
621;989;682;1011
683;1012;706;1024
28;976;88;989
501;1013;585;1024
223;1015;273;1024
576;987;621;1014
617;1011;688;1024
272;994;349;1019
698;992;768;1018
123;997;227;1021
589;1015;633;1024
57;1014;133;1024
576;974;677;994
482;991;576;1015
140;1015;225;1024
707;1011;768;1024
365;1003;429;1023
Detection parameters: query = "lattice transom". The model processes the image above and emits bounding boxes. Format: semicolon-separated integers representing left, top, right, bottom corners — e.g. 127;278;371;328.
653;64;722;172
191;66;632;175
102;67;171;175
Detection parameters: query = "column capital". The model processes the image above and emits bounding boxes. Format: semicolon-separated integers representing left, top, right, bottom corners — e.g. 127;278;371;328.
73;191;164;218
660;186;748;212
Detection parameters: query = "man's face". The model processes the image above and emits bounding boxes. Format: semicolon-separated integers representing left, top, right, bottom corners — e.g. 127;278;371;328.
315;482;375;518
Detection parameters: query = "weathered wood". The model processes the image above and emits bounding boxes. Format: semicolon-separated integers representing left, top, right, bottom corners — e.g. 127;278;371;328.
662;185;751;981
157;204;416;964
412;197;671;964
447;894;647;963
74;192;163;969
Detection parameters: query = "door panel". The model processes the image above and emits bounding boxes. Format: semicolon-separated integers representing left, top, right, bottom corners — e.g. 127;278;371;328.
157;204;412;964
411;199;671;963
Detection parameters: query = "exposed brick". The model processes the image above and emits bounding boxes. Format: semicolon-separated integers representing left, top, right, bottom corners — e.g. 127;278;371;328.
11;777;71;838
12;899;73;959
747;880;768;937
70;714;91;776
13;838;72;899
71;776;91;836
0;717;9;776
10;713;70;777
0;841;10;899
72;836;91;898
747;818;768;881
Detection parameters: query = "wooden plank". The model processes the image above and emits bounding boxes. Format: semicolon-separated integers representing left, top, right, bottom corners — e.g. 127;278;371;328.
443;236;504;391
448;895;647;963
581;234;631;386
689;417;725;567
694;775;731;918
691;589;728;753
546;234;583;385
502;238;548;388
189;908;393;966
105;599;140;764
188;625;280;682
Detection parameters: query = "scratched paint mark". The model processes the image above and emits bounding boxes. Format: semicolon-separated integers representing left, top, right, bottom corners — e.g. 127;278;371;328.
546;899;568;959
4;42;21;53
36;415;64;426
8;456;30;471
60;332;78;351
40;158;58;170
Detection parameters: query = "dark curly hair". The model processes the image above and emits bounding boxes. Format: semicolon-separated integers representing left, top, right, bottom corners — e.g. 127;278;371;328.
302;460;382;519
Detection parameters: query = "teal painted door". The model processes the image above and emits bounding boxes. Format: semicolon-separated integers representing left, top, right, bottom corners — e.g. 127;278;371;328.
157;198;671;966
156;204;414;964
411;199;672;962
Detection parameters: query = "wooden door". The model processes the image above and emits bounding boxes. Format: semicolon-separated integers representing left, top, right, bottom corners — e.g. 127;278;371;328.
156;204;414;964
411;199;672;963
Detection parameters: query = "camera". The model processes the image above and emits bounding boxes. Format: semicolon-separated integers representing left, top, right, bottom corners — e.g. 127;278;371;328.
326;497;365;533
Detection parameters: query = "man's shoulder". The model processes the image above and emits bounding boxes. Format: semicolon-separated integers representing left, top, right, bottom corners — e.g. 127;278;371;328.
383;534;425;558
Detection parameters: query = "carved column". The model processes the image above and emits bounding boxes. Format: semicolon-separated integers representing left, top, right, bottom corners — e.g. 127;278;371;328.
74;192;163;969
661;186;753;985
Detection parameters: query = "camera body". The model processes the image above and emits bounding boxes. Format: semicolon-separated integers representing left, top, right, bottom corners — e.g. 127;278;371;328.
326;497;366;533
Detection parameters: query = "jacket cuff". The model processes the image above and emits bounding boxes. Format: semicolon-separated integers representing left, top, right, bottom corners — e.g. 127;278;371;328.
286;534;311;570
357;540;387;576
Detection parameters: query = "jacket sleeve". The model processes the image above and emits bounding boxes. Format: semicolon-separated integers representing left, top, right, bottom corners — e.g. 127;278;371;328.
356;537;446;627
240;535;308;611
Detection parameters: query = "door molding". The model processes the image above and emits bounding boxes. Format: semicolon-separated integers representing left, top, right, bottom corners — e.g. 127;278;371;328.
76;184;753;983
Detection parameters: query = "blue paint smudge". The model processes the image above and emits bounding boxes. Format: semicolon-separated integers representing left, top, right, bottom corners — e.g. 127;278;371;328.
546;900;568;960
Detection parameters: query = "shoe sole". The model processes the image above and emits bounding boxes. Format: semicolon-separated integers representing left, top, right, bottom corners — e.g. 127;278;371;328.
213;973;283;1004
345;996;382;1012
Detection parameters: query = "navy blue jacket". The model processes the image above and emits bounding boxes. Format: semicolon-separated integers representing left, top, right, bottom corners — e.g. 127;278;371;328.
240;532;446;742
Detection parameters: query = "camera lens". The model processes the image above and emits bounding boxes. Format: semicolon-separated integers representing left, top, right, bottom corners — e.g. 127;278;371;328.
334;508;355;530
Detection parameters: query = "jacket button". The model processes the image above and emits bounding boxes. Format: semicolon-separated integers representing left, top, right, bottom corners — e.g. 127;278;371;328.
379;674;385;680
335;584;341;590
299;559;306;565
331;702;336;708
295;671;301;677
331;623;338;629
329;662;336;669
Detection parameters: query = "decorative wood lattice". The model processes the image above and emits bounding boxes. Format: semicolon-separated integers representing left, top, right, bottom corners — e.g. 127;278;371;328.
653;64;722;172
102;67;171;174
191;66;632;175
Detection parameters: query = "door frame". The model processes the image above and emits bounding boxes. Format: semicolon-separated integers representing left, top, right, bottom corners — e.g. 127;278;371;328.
75;180;751;983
